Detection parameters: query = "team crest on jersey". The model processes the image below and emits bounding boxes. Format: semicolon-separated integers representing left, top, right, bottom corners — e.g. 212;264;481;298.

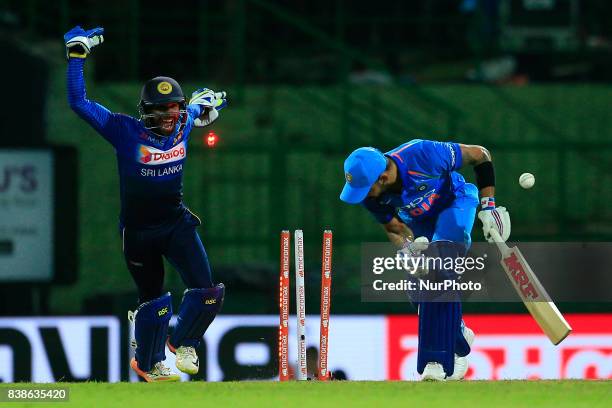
157;81;173;95
139;141;186;165
417;184;427;191
172;132;184;146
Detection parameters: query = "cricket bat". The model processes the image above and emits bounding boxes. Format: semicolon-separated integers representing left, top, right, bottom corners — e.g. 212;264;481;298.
489;229;572;345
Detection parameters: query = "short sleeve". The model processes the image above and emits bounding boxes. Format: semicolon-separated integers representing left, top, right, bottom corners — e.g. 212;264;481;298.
415;140;462;174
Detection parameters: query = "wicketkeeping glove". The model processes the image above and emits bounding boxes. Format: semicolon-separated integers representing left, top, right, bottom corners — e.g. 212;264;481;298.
189;88;228;127
478;203;511;243
64;25;104;59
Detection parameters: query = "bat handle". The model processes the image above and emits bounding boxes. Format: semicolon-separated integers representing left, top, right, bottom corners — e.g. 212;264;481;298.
489;229;510;254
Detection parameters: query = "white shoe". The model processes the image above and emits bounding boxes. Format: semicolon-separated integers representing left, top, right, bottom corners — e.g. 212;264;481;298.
168;341;199;375
130;358;180;382
448;325;475;381
421;362;446;381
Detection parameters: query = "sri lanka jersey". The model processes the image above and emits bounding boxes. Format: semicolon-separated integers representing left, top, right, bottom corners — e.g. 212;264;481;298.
67;58;204;227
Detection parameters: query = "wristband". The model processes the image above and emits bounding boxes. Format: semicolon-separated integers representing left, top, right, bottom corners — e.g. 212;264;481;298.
474;161;495;190
480;197;495;210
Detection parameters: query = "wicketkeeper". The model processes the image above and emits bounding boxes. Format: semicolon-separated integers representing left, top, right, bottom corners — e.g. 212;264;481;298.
65;26;226;382
340;140;511;381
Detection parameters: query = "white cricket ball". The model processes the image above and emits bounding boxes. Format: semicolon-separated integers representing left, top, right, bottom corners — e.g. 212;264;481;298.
519;172;535;189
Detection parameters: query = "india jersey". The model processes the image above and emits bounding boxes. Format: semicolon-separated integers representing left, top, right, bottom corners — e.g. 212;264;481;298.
67;58;203;227
363;139;466;225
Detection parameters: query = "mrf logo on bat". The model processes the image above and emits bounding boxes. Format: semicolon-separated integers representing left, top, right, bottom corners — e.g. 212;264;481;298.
503;251;540;300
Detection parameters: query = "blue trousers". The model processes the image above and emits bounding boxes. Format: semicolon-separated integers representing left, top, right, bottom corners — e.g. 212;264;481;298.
408;183;479;375
121;209;213;303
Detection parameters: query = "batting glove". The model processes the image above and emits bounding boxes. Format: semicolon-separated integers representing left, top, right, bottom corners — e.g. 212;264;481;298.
189;88;228;127
478;198;511;242
64;25;104;59
398;237;430;277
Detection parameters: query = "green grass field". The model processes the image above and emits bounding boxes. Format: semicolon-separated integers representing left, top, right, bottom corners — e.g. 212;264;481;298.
1;381;610;408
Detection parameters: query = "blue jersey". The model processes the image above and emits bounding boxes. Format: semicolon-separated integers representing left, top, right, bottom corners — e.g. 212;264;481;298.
363;139;466;225
67;58;204;227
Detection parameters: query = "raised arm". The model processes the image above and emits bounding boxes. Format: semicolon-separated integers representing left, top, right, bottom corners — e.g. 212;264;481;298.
65;26;125;148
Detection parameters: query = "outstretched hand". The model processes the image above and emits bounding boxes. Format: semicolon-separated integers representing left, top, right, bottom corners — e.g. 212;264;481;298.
189;88;228;127
64;25;104;59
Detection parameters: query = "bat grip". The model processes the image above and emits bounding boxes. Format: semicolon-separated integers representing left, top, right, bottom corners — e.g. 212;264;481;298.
489;229;510;253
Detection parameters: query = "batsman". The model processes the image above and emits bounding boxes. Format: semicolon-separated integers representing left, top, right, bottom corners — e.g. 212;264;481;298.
65;26;226;382
340;140;511;380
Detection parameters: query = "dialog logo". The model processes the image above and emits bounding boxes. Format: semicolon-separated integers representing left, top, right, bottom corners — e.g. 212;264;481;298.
139;142;186;165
